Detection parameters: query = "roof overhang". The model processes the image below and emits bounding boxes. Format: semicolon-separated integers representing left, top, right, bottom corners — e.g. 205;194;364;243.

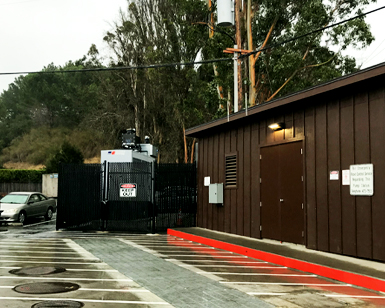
186;62;385;138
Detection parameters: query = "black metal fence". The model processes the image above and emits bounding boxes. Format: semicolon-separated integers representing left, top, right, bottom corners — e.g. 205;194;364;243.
56;162;196;232
155;163;197;231
57;164;102;230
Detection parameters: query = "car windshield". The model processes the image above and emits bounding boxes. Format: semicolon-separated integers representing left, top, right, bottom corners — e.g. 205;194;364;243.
0;194;29;204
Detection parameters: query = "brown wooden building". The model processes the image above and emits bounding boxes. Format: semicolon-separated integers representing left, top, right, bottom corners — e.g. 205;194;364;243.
186;63;385;262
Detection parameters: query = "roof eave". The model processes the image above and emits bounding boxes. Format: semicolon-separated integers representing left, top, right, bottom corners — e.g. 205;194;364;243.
186;62;385;138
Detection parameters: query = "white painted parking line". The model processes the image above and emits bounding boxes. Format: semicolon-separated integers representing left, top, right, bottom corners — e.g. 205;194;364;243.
0;267;118;272
79;288;150;293
0;297;172;305
180;265;286;268
139;241;200;243
198;272;317;277
247;292;288;296
155;250;231;254
0;260;103;265
220;282;351;286
0;250;82;255
324;294;385;299
23;219;56;228
137;245;212;248
0;245;76;250
0;239;65;244
165;259;267;264
165;255;247;258
0;255;99;260
0;276;132;282
0;286;150;293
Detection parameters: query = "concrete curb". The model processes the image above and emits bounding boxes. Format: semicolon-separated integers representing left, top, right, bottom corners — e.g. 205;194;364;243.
168;228;385;293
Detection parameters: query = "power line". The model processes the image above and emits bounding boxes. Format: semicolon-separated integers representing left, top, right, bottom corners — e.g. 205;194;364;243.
0;58;232;76
240;5;385;59
0;5;384;76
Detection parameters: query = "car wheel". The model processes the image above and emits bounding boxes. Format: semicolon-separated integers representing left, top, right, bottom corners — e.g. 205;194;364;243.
18;211;27;225
45;207;54;221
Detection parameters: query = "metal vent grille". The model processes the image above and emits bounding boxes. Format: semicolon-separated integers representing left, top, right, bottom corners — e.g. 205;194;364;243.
225;154;237;187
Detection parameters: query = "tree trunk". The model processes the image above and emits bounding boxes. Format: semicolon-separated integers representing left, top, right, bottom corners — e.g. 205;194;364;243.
235;0;242;111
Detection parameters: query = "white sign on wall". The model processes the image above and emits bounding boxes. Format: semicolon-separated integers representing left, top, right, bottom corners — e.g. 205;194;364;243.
350;164;374;196
342;170;350;186
330;171;339;180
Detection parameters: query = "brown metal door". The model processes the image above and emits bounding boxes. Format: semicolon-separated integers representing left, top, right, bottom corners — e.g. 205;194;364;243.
279;141;304;244
260;145;281;241
260;141;304;244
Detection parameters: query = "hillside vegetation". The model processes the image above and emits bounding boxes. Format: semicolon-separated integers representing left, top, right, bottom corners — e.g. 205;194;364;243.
0;0;376;167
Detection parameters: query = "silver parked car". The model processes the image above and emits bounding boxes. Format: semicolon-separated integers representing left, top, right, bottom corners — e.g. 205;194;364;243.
0;192;56;224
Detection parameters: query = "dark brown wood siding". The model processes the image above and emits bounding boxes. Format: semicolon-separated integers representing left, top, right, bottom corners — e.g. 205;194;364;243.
195;75;385;262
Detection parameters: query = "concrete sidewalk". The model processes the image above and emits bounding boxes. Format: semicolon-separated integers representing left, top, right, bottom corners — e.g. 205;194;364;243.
168;227;385;293
74;237;273;308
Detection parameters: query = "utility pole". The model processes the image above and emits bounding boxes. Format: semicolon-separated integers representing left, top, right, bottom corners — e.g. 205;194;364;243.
247;0;256;106
235;0;242;111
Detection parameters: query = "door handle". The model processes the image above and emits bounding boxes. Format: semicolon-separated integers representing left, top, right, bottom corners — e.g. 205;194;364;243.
280;199;284;202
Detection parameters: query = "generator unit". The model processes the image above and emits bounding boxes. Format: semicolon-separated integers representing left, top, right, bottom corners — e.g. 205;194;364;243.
101;129;158;164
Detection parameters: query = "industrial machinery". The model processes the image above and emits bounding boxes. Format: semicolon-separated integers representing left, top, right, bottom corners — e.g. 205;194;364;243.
101;129;158;164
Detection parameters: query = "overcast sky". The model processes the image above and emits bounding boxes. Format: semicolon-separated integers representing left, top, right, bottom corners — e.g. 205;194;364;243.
0;0;127;93
0;0;384;94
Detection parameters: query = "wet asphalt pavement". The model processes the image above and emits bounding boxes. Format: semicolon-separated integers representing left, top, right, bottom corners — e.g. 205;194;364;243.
0;219;385;307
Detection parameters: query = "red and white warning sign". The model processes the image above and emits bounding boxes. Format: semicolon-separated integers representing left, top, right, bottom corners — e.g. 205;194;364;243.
120;183;137;197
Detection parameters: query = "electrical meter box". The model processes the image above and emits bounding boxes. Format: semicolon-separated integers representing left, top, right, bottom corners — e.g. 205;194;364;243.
209;183;224;204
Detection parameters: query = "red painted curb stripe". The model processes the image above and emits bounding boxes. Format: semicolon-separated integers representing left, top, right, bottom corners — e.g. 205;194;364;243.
167;229;385;293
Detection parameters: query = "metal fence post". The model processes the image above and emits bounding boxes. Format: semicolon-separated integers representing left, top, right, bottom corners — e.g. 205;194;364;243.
101;160;108;231
151;161;156;234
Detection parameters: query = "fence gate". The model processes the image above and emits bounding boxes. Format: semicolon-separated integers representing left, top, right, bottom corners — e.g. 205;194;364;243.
56;164;102;230
103;162;153;232
57;162;196;232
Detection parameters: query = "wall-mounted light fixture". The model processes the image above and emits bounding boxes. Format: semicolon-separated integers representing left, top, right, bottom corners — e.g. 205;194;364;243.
268;122;285;131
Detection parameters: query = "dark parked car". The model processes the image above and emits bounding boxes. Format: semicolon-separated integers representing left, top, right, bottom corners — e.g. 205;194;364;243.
0;192;56;224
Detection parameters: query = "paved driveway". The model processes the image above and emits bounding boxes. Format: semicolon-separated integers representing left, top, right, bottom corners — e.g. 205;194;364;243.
1;224;385;307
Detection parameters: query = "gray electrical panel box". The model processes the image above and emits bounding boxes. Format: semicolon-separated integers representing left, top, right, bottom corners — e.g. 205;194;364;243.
209;183;224;204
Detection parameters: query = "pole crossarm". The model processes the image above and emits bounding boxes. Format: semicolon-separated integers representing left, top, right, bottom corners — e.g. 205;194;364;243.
223;47;253;55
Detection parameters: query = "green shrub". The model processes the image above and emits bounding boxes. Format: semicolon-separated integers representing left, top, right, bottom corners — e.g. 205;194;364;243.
0;169;45;183
45;141;84;173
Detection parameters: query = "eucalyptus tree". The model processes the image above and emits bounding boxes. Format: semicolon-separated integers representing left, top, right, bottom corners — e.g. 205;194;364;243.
102;0;217;162
245;0;377;105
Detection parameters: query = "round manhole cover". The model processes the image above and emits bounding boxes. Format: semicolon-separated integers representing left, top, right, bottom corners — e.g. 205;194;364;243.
14;282;80;294
10;267;66;276
32;300;84;308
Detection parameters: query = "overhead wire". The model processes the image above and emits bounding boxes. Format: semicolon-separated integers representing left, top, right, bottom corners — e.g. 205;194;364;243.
0;4;384;76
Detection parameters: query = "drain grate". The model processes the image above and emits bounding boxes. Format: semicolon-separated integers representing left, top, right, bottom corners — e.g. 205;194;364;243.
10;267;66;276
32;300;84;308
14;282;80;294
